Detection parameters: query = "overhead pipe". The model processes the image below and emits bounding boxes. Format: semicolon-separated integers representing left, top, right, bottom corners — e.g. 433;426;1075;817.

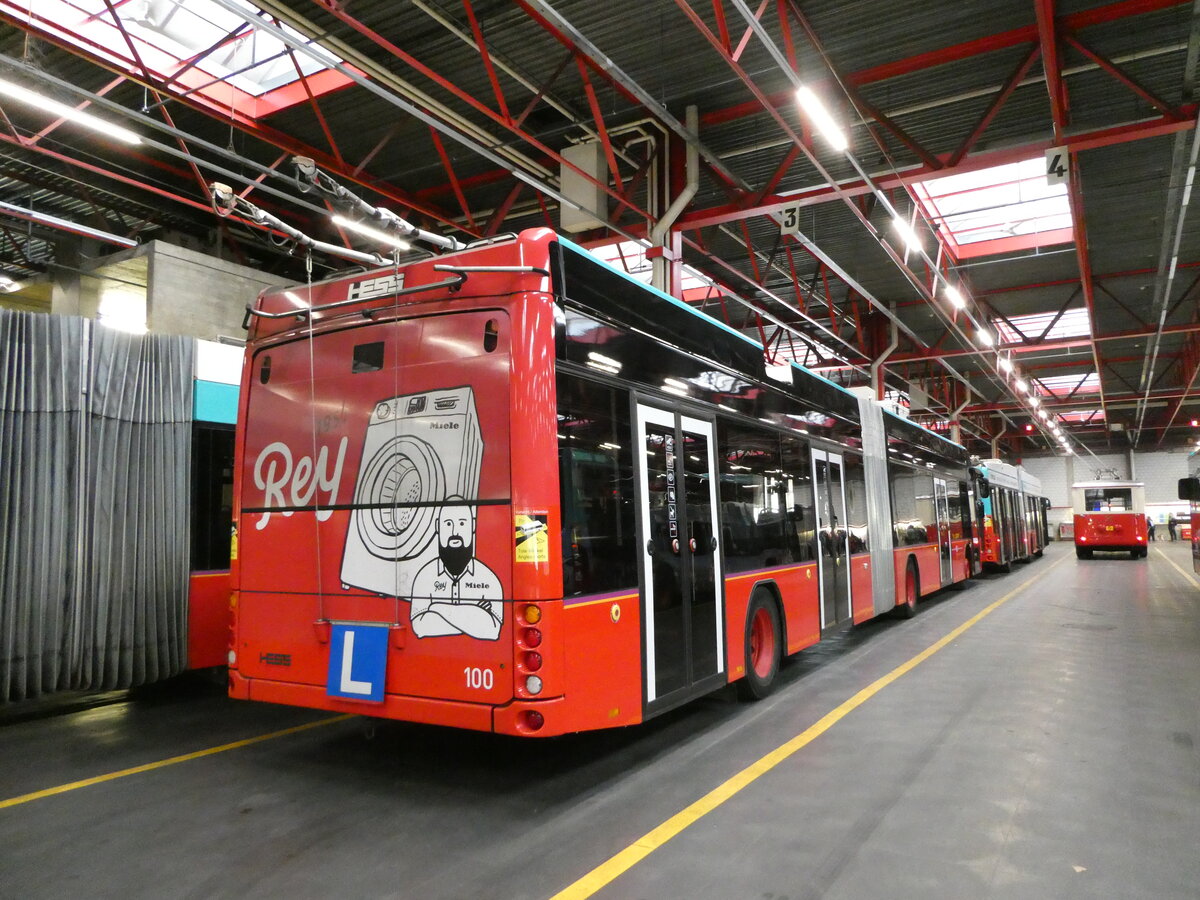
650;106;699;294
724;0;1032;448
1134;108;1200;443
204;0;645;245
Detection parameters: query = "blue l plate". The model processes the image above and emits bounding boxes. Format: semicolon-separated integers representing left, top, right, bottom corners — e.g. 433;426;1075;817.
326;623;388;702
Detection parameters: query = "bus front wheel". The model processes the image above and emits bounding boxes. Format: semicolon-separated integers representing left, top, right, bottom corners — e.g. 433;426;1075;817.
738;592;782;701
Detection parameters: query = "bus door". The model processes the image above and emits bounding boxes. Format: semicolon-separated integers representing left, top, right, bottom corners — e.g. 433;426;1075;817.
813;449;851;629
635;404;724;707
998;490;1014;562
934;477;952;585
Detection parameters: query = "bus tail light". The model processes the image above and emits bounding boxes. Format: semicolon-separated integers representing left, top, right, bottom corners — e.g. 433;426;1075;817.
520;709;544;732
524;651;543;671
523;604;542;624
525;675;543;695
523;627;542;647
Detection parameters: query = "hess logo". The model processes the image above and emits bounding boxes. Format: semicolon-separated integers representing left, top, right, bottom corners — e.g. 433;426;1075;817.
252;438;349;530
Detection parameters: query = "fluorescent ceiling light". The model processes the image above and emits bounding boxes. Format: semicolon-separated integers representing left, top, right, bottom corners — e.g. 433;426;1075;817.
0;198;137;247
332;214;411;250
998;356;1013;374
1029;395;1040;407
945;285;967;309
976;328;994;347
0;77;140;144
795;86;848;151
891;217;922;252
1015;378;1029;393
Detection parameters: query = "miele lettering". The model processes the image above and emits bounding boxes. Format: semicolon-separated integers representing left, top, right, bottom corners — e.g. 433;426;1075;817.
252;437;349;529
347;273;404;302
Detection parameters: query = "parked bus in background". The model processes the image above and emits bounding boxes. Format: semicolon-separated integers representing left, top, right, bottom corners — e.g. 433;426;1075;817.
1176;457;1200;572
188;340;240;670
1073;480;1147;559
975;459;1049;571
228;228;992;737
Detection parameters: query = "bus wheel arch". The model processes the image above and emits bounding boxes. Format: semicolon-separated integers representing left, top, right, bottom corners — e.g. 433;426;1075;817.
737;588;783;701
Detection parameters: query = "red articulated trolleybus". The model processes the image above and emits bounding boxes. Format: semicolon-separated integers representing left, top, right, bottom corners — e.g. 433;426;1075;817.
228;228;986;737
975;459;1049;572
1072;480;1148;559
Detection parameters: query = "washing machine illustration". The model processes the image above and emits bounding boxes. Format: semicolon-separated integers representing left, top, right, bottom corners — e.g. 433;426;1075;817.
340;386;483;597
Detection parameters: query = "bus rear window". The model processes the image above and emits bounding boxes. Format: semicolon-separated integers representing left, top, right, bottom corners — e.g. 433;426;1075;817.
1084;488;1132;511
352;341;385;373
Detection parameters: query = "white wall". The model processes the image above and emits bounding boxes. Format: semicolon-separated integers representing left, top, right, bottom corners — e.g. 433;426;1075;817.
1018;449;1194;530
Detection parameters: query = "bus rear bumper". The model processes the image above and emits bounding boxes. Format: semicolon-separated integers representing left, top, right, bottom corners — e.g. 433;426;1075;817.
229;669;569;736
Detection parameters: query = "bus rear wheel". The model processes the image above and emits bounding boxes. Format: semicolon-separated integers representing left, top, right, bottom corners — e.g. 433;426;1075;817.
896;560;919;619
1075;546;1093;559
738;592;782;701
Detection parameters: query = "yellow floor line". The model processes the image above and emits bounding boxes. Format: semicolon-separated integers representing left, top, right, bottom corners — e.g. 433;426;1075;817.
0;714;353;810
1154;547;1200;588
550;553;1068;900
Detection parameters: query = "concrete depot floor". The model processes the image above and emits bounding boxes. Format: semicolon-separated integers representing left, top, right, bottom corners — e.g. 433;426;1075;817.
1;540;1198;900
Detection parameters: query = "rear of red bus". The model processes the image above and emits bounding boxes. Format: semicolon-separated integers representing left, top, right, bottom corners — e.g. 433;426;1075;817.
227;230;571;735
1072;480;1147;559
1073;512;1147;557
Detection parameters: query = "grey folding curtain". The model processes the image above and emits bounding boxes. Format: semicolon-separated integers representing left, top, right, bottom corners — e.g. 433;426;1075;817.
0;309;193;701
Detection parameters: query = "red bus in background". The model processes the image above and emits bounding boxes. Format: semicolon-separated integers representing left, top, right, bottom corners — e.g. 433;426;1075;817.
975;459;1049;572
228;228;991;737
1177;459;1200;572
1073;480;1148;559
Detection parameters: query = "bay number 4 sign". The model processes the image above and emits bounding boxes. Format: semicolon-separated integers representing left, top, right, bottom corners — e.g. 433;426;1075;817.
1045;147;1069;187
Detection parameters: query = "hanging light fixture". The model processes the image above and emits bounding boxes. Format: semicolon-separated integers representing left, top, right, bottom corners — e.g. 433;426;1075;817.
795;86;848;151
0;77;140;144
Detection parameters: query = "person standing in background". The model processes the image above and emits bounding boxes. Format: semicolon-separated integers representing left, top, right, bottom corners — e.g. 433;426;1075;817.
1168;513;1178;542
1147;515;1156;542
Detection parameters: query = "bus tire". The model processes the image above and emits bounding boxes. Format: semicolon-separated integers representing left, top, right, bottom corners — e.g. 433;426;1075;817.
1075;546;1092;559
896;559;919;619
738;592;782;701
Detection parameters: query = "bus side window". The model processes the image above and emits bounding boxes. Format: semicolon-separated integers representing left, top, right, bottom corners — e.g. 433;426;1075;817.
779;433;814;562
191;422;235;571
556;374;638;595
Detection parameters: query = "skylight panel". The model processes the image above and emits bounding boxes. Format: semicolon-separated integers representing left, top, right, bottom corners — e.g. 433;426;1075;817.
1035;372;1100;397
31;0;350;116
1057;408;1105;423
914;158;1073;259
992;307;1091;344
83;0;340;96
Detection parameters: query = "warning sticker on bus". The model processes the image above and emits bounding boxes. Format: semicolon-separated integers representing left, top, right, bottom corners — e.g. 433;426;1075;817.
514;513;549;564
